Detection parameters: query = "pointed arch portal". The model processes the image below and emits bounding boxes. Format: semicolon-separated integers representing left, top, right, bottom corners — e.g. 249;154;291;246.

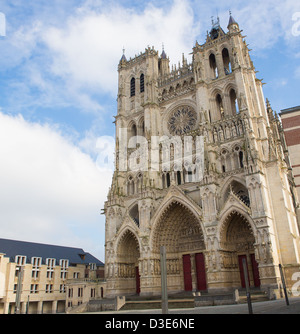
152;201;207;292
219;211;260;288
116;230;140;295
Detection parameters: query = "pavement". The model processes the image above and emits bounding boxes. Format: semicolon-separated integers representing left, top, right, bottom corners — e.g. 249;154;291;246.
97;297;300;314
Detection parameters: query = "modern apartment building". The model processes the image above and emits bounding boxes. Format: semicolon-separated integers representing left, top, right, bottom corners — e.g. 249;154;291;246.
0;238;105;314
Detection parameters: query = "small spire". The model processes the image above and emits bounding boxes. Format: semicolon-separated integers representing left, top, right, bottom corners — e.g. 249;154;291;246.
120;47;127;62
228;11;238;28
161;43;167;59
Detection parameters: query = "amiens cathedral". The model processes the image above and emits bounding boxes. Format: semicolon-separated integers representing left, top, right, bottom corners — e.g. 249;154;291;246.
104;14;300;297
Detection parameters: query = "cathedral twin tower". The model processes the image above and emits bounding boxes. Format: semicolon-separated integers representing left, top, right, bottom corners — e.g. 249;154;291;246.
104;14;300;297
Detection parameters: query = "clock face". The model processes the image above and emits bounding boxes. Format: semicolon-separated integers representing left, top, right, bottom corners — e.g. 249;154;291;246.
168;106;197;135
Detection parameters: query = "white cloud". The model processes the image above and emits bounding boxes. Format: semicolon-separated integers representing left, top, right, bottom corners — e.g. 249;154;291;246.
0;112;112;260
3;0;299;116
41;0;198;96
196;0;300;54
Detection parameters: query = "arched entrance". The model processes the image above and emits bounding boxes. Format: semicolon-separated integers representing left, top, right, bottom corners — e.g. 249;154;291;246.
116;230;140;295
151;201;206;293
219;211;260;288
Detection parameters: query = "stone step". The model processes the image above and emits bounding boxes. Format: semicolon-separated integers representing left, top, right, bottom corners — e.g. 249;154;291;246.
120;299;195;311
237;290;269;303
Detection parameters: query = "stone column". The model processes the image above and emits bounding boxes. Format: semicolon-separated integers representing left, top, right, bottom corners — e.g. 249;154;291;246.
52;300;57;314
37;301;43;314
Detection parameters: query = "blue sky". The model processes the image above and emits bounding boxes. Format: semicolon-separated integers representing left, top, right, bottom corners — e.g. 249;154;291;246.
0;0;299;261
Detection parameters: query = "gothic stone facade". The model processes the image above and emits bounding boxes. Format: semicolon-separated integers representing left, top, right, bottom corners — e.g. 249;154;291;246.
104;16;300;297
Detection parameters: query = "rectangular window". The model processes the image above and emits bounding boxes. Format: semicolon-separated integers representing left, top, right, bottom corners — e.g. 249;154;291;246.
15;256;26;277
47;271;54;279
15;255;26;266
46;258;56;280
130;77;136;97
60;259;69;280
89;263;96;270
31;257;42;280
31;257;42;267
140;74;144;93
30;284;39;294
45;284;53;293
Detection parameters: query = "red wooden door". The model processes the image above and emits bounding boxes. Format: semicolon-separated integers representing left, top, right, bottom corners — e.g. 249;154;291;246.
250;254;261;287
238;255;250;288
195;253;207;291
135;266;140;295
182;254;193;291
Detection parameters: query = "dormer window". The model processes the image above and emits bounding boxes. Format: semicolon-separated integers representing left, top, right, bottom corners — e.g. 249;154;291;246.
60;259;69;280
46;258;56;279
79;253;86;261
15;255;26;266
31;257;42;279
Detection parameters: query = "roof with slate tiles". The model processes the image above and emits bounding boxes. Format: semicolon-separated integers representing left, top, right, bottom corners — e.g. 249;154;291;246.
0;238;104;266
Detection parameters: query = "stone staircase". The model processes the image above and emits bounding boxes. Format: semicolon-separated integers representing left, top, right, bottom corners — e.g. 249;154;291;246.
78;289;270;313
119;292;195;311
119;289;269;311
237;289;269;303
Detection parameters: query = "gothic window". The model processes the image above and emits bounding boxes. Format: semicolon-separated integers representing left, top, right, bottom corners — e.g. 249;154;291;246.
129;204;139;227
167;105;197;135
177;171;182;185
140;74;144;93
230;89;239;115
128;122;137;141
141;121;145;137
130;77;135;97
127;176;135;195
222;48;232;74
166;173;171;187
136;173;143;193
239;151;244;168
209;53;218;79
221;149;231;173
131;123;137;137
185;168;193;183
234;146;244;169
224;180;250;207
162;172;171;189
